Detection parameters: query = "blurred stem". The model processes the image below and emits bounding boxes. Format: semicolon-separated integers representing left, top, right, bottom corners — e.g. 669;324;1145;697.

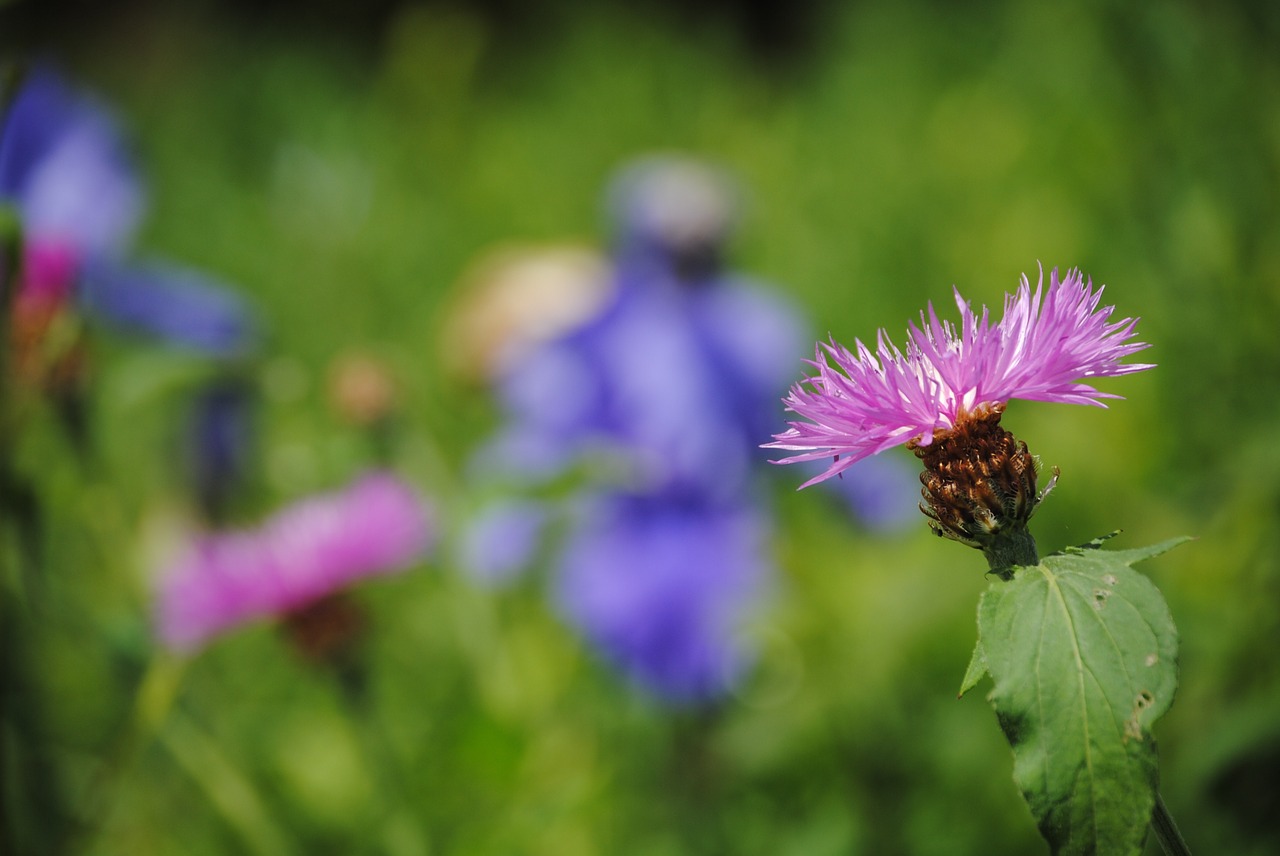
667;707;725;855
1;201;21;459
81;656;288;856
75;654;186;852
1151;791;1192;856
0;468;41;594
131;653;187;739
331;662;432;856
1;205;43;593
159;709;291;856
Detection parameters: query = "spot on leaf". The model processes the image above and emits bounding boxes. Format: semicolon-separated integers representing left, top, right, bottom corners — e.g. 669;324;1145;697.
1125;691;1155;742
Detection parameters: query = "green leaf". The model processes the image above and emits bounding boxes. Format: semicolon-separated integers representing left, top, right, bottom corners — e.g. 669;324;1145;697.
959;636;987;698
976;536;1190;855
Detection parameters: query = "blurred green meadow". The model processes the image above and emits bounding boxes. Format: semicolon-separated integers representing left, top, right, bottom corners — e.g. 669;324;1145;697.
4;0;1280;853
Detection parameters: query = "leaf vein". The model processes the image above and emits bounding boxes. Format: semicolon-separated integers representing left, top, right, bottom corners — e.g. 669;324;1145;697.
1034;576;1051;801
1045;568;1101;848
1069;574;1141;707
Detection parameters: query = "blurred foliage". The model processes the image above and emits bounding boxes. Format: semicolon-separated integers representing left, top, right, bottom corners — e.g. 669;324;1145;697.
3;0;1280;853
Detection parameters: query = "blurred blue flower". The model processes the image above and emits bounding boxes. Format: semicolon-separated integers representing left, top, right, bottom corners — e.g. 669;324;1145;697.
555;493;769;703
456;155;917;703
184;376;257;523
804;453;923;531
79;259;257;356
490;267;809;501
484;154;918;517
459;499;550;588
2;66;257;358
0;65;145;263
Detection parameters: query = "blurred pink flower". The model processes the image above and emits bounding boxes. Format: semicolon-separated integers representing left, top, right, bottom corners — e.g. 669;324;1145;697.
766;267;1153;487
156;472;434;652
17;240;80;306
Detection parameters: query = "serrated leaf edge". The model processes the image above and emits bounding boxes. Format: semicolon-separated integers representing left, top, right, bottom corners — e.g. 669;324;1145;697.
959;636;988;698
1053;534;1193;566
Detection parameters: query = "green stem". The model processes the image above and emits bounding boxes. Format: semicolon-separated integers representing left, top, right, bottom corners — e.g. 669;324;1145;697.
1151;791;1192;856
983;528;1039;579
74;656;187;853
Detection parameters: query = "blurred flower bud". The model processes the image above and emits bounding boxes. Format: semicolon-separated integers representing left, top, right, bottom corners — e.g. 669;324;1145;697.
184;376;257;524
440;243;611;384
327;350;398;427
607;155;740;281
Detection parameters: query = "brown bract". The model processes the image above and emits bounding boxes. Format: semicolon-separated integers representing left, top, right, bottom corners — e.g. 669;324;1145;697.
281;592;368;665
909;404;1046;569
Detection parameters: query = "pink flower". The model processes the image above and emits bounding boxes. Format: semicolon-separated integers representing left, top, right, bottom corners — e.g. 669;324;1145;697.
156;472;434;652
766;268;1153;487
18;240;80;306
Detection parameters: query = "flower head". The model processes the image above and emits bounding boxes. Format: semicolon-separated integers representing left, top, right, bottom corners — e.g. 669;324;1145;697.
766;267;1153;487
155;472;434;653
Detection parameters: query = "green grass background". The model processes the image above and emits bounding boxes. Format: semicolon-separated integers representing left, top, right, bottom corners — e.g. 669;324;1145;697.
4;0;1280;853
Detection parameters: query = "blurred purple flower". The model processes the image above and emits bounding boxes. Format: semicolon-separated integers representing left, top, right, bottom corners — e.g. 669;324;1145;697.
606;155;738;282
2;67;256;357
484;155;918;519
488;251;812;502
767;267;1154;487
456;156;919;703
806;454;921;531
156;472;434;653
79;259;257;356
459;499;549;587
183;377;257;524
555;494;769;703
0;65;144;267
